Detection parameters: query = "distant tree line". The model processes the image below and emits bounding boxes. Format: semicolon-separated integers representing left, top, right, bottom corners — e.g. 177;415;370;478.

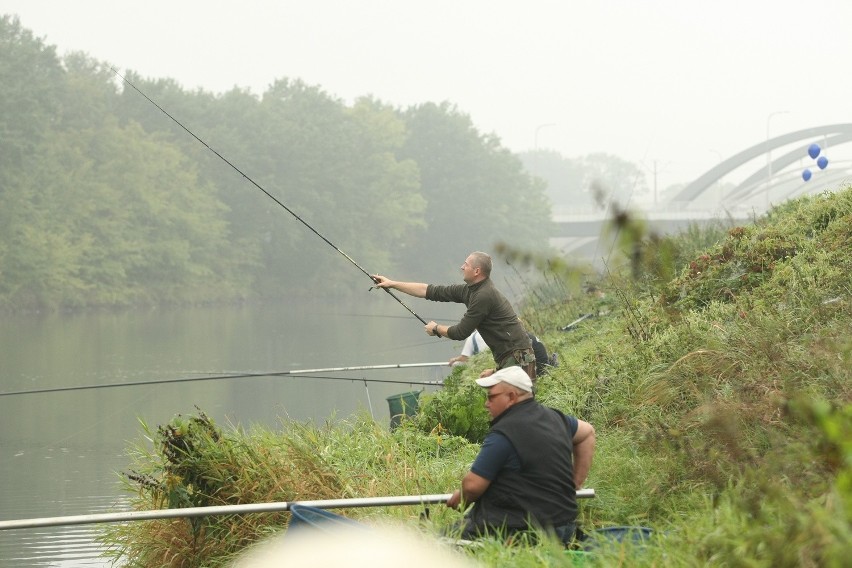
0;16;553;311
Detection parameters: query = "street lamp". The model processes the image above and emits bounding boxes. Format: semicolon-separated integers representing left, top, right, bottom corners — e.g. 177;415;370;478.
641;159;670;206
766;111;790;209
709;149;723;209
534;123;556;150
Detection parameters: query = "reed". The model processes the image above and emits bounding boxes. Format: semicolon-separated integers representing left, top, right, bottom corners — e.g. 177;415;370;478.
102;410;476;566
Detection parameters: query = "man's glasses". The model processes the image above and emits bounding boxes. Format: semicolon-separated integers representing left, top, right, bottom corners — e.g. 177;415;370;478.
486;390;510;402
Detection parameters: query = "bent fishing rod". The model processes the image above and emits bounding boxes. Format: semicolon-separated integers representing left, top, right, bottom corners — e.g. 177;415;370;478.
0;362;449;397
112;68;426;325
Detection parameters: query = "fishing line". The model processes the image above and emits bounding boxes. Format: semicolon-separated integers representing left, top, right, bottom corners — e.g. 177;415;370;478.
369;337;460;355
332;312;449;321
111;68;426;325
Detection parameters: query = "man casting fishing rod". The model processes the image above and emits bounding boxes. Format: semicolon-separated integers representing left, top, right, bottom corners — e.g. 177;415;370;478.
372;251;536;380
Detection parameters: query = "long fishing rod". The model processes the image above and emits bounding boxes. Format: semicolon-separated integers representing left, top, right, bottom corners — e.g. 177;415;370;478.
111;68;426;325
0;362;449;397
0;490;596;530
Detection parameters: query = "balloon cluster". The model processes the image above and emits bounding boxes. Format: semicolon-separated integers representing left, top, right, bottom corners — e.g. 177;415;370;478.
802;143;829;181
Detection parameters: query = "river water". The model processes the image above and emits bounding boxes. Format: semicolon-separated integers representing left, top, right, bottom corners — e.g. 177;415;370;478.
0;297;462;566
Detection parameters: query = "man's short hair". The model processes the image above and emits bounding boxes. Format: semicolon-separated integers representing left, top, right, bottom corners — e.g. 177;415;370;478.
470;251;492;277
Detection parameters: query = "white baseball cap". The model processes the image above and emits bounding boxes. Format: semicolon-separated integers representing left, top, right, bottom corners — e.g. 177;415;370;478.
475;366;533;393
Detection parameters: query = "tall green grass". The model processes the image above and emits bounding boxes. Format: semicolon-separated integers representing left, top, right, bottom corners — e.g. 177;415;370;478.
103;187;852;567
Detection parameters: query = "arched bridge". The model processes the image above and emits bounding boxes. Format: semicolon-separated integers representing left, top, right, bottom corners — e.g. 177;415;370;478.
552;123;852;262
673;123;852;206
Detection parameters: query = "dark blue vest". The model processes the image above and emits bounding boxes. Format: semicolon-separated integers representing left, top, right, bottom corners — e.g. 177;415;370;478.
467;399;577;534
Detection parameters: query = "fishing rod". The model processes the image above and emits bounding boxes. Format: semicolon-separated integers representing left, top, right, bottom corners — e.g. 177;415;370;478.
0;490;596;530
560;313;595;332
111;68;427;325
0;362;449;397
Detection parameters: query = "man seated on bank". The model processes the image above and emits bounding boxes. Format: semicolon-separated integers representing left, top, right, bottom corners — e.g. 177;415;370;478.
449;330;488;366
446;366;595;545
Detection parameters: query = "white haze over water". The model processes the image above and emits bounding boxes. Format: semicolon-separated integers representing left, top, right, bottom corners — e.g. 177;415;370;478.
3;0;852;196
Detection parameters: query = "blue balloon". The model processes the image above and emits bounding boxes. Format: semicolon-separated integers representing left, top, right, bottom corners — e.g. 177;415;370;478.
808;143;821;159
817;156;829;169
802;168;812;181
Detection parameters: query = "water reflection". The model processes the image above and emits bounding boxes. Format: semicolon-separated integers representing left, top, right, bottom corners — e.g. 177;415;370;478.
0;299;459;566
10;525;113;567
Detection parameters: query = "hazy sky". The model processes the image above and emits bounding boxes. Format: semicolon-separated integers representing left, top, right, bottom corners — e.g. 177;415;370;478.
4;0;851;193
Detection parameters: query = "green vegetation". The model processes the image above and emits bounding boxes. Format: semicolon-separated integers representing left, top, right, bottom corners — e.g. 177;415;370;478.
104;187;851;566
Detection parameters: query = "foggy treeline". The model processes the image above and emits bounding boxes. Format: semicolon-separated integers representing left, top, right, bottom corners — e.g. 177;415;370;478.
1;16;560;312
1;16;643;312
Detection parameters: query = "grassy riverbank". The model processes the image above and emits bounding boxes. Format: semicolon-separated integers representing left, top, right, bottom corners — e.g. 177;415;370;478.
103;187;851;567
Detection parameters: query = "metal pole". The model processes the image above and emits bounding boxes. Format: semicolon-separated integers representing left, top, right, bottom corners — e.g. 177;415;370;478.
0;490;595;530
765;111;789;209
363;379;374;420
708;149;723;209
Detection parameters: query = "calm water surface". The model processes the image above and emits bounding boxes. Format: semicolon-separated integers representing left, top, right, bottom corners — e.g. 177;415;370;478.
0;298;461;566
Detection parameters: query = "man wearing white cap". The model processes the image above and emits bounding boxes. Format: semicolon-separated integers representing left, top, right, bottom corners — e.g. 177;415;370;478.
446;366;595;545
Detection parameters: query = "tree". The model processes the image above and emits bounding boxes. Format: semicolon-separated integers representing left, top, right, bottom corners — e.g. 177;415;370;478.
0;16;68;307
0;115;252;309
0;39;254;310
398;102;552;280
110;74;429;297
519;149;586;214
231;80;425;295
0;16;65;176
578;152;649;208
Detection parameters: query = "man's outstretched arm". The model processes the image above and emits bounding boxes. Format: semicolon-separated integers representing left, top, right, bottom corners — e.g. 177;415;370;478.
371;275;428;298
